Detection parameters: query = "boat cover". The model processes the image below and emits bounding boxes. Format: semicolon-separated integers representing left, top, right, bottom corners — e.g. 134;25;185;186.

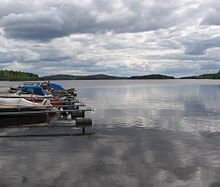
0;98;44;107
49;82;65;91
18;85;45;96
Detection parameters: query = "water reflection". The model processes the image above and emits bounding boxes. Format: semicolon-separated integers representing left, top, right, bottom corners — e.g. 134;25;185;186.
0;80;220;186
74;82;220;133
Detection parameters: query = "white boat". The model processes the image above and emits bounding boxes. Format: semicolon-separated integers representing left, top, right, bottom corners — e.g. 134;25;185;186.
0;98;59;127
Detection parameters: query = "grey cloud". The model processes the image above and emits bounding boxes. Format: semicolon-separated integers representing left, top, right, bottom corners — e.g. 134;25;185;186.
0;50;34;64
200;1;220;25
92;0;180;33
0;52;12;63
39;56;72;62
1;11;65;41
161;62;220;77
158;40;181;49
161;66;199;77
0;1;30;19
199;63;220;70
201;11;220;25
0;3;98;41
183;37;220;55
0;0;182;41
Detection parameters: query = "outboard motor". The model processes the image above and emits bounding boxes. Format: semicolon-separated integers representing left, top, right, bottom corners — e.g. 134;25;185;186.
42;99;51;106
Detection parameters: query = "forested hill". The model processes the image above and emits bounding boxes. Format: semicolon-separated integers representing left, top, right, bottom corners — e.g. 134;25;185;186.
180;70;220;79
0;70;40;81
41;74;125;80
41;74;175;80
198;70;220;79
1;70;220;81
130;74;175;79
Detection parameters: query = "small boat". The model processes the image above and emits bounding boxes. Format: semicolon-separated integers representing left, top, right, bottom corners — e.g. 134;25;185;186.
9;81;77;97
39;81;77;97
0;98;59;127
6;82;77;106
5;85;62;106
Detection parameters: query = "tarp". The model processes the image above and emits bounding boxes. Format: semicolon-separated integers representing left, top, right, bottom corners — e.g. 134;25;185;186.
49;82;65;91
19;85;45;96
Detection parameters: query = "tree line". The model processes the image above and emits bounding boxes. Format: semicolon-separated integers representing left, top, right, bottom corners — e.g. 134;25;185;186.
0;70;39;81
0;69;220;81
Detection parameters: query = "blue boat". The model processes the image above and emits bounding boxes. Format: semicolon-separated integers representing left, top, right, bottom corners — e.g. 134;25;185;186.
9;81;76;97
18;85;46;96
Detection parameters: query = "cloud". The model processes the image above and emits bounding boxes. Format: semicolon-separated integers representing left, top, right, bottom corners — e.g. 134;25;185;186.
200;0;220;25
200;62;220;71
1;11;65;40
0;0;220;76
0;0;182;41
201;11;220;25
183;37;220;55
0;0;30;19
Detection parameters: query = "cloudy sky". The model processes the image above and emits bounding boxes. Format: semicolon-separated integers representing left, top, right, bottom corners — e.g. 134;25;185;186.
0;0;219;77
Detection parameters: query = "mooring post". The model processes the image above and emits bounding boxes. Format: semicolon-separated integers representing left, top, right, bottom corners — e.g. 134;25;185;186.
75;118;92;135
82;127;85;135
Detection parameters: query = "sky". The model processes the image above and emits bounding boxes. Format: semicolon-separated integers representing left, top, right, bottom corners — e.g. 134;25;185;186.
0;0;219;77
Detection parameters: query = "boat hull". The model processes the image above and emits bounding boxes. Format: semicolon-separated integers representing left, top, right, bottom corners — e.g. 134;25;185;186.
0;112;47;127
0;94;62;107
0;108;59;127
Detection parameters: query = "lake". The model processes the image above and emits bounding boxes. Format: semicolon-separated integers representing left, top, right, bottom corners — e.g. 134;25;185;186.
0;80;220;187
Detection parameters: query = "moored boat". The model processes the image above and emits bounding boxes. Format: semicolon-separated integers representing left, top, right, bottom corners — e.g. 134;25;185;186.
0;98;59;127
9;81;77;97
4;85;62;106
6;82;77;106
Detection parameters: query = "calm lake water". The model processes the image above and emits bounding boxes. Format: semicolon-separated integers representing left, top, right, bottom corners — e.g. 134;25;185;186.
0;80;220;187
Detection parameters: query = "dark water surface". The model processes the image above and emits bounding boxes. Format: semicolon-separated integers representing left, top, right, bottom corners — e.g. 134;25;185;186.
0;80;220;187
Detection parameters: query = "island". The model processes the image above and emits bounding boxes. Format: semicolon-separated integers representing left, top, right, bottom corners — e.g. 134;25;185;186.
130;74;175;79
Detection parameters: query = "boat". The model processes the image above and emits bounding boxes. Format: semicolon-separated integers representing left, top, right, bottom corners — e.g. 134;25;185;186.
6;82;77;106
0;82;87;122
9;81;77;97
0;82;93;136
4;85;62;106
0;98;59;127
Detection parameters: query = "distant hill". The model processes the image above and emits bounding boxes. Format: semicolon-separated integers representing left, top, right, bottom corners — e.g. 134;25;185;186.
41;74;77;80
198;70;220;79
75;74;126;80
130;74;175;79
41;74;125;80
41;74;175;80
180;70;220;79
0;70;39;81
1;70;220;81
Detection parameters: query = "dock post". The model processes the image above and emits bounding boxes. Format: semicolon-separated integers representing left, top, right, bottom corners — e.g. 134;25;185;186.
82;127;85;135
75;118;92;135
